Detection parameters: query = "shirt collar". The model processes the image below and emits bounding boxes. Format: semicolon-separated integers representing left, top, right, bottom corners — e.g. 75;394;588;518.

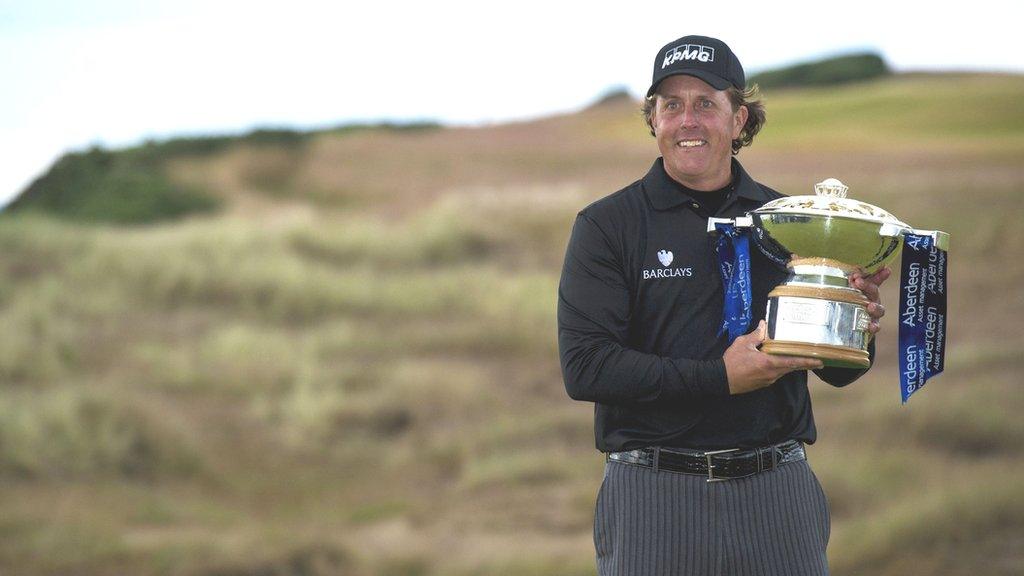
642;157;771;211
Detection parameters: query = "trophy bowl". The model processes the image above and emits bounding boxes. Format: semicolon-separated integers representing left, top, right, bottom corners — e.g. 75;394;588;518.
750;179;909;275
744;179;948;368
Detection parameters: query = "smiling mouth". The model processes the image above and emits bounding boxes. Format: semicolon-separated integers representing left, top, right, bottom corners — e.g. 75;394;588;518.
677;139;707;148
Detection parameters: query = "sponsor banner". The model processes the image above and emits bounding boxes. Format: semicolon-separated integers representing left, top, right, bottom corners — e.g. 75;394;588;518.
898;234;948;403
713;222;752;342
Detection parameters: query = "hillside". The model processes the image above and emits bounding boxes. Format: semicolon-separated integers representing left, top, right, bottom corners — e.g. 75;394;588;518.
2;72;1023;576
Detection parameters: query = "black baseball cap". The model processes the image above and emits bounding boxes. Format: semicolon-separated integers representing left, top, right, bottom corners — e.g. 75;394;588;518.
647;35;745;97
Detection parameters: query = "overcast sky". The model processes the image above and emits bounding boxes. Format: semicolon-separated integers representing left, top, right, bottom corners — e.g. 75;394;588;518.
2;0;1021;207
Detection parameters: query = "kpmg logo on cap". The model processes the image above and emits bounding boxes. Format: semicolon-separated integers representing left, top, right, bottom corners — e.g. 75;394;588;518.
662;44;715;69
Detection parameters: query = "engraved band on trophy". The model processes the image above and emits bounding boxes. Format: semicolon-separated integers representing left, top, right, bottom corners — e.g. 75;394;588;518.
709;178;950;370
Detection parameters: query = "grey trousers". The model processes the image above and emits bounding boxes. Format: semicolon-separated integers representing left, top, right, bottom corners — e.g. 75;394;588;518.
594;458;831;576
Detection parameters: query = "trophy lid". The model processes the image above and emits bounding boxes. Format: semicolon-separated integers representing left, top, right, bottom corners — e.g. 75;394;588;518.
753;178;908;227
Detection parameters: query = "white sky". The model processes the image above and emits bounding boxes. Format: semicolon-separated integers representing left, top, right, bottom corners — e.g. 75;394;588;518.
2;0;1021;207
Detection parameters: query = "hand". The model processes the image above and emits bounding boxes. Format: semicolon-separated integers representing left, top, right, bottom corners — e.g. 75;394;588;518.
723;320;824;395
850;267;891;337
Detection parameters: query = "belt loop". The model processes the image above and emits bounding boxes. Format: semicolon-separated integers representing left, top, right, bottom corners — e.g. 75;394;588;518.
652;447;660;474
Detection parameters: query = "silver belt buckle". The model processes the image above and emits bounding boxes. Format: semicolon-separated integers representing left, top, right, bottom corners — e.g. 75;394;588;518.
704;448;739;483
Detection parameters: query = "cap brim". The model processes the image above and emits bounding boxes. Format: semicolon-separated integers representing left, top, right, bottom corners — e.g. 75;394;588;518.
646;69;732;97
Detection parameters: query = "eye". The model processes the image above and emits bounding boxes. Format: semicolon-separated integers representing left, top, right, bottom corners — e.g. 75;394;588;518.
664;100;680;111
698;98;714;109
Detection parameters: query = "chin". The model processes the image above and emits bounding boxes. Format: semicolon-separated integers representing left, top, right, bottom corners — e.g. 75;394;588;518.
668;160;711;178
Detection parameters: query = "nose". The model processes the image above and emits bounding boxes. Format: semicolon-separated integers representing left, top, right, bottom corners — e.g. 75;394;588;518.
679;105;699;129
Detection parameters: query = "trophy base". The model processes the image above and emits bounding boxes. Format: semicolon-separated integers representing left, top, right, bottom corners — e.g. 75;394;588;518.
764;282;871;369
761;339;871;369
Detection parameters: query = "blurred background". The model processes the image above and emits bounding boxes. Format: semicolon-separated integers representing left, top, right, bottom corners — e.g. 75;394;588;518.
2;2;1022;575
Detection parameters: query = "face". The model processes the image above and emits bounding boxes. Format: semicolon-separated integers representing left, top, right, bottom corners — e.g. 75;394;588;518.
650;74;748;191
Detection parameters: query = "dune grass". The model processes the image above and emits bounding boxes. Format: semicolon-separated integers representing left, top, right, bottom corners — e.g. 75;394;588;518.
0;388;203;479
1;73;1022;576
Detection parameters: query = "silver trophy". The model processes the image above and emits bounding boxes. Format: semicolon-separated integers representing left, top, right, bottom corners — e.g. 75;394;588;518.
709;178;949;368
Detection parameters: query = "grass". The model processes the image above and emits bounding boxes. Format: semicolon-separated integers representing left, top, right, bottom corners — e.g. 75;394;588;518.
0;388;202;480
757;73;1024;151
830;470;1024;574
0;72;1021;576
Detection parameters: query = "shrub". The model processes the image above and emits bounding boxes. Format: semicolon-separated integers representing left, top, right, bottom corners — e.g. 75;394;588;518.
7;147;219;224
750;52;891;89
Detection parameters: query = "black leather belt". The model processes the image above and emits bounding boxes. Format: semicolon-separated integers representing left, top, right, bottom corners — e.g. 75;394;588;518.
606;439;805;482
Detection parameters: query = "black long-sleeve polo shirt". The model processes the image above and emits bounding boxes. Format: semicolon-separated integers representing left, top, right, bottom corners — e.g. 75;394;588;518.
558;158;872;452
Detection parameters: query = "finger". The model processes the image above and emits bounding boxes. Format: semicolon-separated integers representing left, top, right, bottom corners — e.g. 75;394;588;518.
853;276;880;303
867;302;886;319
765;354;824;371
785;359;825;372
866;267;892;286
867;320;880;335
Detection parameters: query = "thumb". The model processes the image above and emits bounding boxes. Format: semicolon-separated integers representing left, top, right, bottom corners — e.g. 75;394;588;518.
737;320;766;347
753;320;767;343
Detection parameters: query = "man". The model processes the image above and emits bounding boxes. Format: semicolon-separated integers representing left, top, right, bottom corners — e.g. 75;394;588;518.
557;35;889;575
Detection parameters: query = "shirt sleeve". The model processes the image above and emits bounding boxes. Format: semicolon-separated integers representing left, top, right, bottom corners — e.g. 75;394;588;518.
813;337;876;387
558;213;730;404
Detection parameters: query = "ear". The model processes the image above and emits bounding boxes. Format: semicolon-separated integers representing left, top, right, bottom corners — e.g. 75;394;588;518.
648;96;660;133
732;104;749;139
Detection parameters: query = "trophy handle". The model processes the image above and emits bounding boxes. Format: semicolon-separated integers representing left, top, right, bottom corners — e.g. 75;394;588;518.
913;229;950;252
878;224;950;252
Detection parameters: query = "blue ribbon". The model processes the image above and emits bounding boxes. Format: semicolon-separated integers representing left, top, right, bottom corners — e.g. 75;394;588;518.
897;234;948;403
713;222;753;343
